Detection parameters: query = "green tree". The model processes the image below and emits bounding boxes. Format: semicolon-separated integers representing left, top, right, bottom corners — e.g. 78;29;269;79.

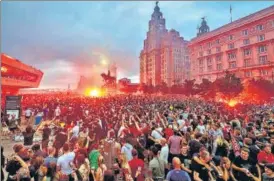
197;78;216;99
183;79;196;96
243;78;274;103
215;71;243;100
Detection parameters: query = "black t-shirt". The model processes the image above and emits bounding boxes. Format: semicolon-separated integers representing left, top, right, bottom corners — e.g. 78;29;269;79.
42;127;51;141
6;159;21;177
249;145;260;164
23;130;35;146
191;159;210;181
179;153;191;168
215;144;228;157
189;140;202;156
233;156;258;181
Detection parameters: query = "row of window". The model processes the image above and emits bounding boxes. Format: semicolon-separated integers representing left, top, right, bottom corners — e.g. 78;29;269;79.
199;35;267;56
245;69;269;77
198;20;274;50
199;55;268;72
199;69;269;80
200;45;267;61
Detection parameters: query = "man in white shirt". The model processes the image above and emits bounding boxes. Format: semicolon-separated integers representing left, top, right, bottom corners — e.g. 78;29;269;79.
71;121;81;139
121;138;133;161
57;143;75;178
177;115;185;131
54;106;61;121
160;138;169;164
25;108;32;123
196;121;206;134
151;126;163;141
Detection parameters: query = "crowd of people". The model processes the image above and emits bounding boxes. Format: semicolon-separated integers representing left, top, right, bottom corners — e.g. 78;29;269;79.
1;93;274;181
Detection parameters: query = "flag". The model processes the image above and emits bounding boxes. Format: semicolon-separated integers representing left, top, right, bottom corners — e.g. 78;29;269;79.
230;130;240;157
230;5;232;14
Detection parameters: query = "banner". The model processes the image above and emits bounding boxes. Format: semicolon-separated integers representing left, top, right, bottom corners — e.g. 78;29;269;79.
5;95;22;121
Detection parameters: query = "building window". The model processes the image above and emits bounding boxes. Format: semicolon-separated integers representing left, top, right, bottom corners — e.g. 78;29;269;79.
244;59;250;67
245;71;252;77
207;43;211;48
216;47;221;53
260;69;268;76
199;52;203;57
207;66;212;72
217;64;222;70
257;24;264;31
258;45;267;53
229;62;237;68
216;39;220;44
207;49;211;55
199;67;204;73
242;29;248;36
228;52;236;60
243;49;251;56
228;43;234;49
199;45;203;50
243;39;250;45
228;35;233;41
259;55;268;64
207;58;212;65
258;34;265;42
216;55;222;61
199;59;203;65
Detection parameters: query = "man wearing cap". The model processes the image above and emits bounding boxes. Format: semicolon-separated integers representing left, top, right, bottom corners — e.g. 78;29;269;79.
258;143;274;166
128;149;145;181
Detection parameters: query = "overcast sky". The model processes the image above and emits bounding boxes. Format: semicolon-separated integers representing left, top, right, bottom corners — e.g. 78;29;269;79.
2;1;273;89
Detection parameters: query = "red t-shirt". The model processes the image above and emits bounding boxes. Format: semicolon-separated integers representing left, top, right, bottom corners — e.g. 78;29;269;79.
129;126;141;137
257;151;274;164
128;158;145;181
164;128;174;139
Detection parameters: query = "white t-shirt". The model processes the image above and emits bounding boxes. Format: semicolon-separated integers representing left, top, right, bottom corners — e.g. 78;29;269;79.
197;125;206;134
57;152;75;175
55;108;61;116
72;125;80;138
151;129;163;140
177;119;185;130
25;109;32;117
160;144;169;164
37;112;44;117
121;143;133;161
118;126;126;138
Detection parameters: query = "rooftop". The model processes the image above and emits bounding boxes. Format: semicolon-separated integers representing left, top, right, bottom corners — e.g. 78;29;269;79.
190;5;274;44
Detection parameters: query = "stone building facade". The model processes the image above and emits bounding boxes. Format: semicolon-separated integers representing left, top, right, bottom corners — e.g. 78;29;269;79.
140;2;190;87
189;5;274;83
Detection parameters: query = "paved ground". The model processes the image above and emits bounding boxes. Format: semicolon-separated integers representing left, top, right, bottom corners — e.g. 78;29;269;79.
1;116;39;179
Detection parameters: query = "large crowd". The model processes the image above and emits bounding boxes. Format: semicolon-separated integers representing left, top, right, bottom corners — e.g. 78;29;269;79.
1;94;274;181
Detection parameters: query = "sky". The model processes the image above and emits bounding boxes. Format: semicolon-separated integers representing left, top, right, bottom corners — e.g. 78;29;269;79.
2;1;274;89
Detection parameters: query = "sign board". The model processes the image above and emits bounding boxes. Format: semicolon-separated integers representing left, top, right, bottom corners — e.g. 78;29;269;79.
6;109;20;120
5;95;22;120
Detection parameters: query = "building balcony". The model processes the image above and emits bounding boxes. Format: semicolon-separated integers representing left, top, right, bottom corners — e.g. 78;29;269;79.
242;61;274;70
2;77;40;88
196;61;274;76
